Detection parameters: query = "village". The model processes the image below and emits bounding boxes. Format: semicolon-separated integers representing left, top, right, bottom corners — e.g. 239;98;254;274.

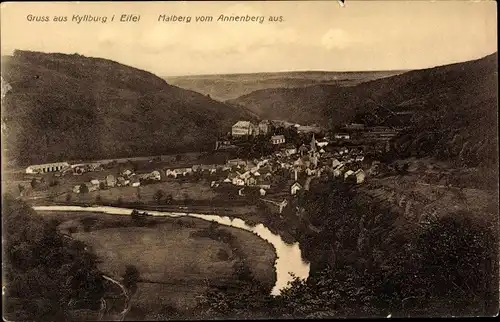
17;119;400;216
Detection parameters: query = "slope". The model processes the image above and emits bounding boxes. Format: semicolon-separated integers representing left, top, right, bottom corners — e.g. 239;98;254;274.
1;50;256;166
230;53;498;167
165;71;405;102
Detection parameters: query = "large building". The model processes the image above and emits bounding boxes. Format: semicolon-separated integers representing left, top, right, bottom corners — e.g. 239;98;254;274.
232;121;256;137
25;162;70;174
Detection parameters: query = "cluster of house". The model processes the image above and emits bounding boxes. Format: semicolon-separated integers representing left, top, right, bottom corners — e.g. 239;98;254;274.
72;169;161;194
162;133;368;213
231;119;323;138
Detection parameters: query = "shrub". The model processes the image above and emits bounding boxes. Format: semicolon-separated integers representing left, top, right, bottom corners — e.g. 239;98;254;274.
153;189;165;204
79;184;89;194
217;249;230;261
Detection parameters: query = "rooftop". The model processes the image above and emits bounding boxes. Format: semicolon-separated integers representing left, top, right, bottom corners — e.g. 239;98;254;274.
233;120;253;127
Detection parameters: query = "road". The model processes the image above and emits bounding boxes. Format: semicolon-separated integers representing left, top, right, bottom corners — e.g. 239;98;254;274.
63;233;131;321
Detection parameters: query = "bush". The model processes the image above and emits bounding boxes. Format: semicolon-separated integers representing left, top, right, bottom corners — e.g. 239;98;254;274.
164;194;173;205
154;189;165;204
80;217;96;232
122;265;140;295
217;249;230;261
2;196;105;321
79;184;89;194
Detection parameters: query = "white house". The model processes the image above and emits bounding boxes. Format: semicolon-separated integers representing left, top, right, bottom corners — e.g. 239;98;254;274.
90;179;100;187
259;188;266;196
331;158;341;168
149;170;162;181
106;174;117;187
333;164;345;177
232;177;245;186
305;168;316;176
122;169;133;177
334;133;350;140
355;155;365;162
278;199;288;214
344;170;355;180
291;182;302;195
271;135;286;145
26;161;70;174
232;121;256;137
354;169;366;184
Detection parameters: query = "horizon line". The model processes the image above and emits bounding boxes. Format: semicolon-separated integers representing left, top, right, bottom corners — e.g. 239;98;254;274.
3;48;497;79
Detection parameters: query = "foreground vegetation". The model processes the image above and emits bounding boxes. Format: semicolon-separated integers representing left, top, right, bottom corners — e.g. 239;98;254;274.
196;178;498;318
2;195;105;321
3;168;498;319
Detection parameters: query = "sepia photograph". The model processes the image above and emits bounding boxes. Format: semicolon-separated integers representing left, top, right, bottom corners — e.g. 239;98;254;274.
1;0;498;320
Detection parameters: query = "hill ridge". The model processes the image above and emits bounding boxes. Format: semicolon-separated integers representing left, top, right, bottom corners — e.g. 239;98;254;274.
1;50;256;166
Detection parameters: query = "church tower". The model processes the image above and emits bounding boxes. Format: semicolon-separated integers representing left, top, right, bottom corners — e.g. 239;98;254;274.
310;133;318;168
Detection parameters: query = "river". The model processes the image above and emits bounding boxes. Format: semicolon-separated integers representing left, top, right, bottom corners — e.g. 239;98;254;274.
32;205;310;296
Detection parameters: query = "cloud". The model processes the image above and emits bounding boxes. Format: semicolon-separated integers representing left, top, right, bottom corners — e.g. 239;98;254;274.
321;28;356;50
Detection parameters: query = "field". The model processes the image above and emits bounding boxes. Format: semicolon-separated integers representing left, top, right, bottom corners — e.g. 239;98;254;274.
54;180;219;204
38;211;277;318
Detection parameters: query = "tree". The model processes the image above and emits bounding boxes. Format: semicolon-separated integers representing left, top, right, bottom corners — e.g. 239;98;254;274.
131;210;146;226
122;265;140;295
401;212;499;316
18;184;24;195
65;193;72;202
30;178;38;189
2;195;105;321
165;194;173;205
79;184;89;194
153;189;165;204
99;182;106;190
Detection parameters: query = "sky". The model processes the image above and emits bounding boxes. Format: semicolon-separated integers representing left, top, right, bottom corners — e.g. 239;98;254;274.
1;1;497;76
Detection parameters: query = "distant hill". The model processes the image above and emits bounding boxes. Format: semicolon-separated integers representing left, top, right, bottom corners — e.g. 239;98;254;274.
230;53;498;167
1;50;257;166
164;70;405;101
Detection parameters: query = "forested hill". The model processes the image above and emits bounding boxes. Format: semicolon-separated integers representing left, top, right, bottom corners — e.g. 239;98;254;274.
1;50;256;166
230;53;498;167
165;70;404;101
230;53;497;127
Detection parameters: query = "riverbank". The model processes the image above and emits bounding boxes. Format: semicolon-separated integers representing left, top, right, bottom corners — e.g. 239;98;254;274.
38;210;277;319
